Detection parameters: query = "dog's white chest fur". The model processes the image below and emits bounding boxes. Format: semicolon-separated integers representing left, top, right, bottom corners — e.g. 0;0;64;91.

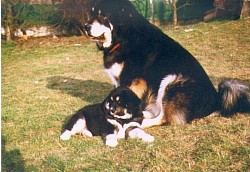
107;119;141;138
105;62;124;87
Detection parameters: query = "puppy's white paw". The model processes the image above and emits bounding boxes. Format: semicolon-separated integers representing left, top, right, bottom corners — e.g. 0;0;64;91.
82;129;93;137
105;134;118;147
105;139;119;147
142;111;154;119
141;134;154;143
128;128;155;143
128;129;137;139
117;129;125;139
60;130;72;140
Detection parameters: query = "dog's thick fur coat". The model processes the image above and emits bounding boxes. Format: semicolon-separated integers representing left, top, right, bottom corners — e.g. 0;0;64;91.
84;0;250;127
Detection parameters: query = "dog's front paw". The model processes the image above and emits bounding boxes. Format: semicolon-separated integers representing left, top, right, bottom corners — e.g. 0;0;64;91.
141;134;154;143
105;134;118;147
142;111;154;119
106;139;119;147
128;128;154;143
60;130;72;140
82;129;93;137
117;129;125;139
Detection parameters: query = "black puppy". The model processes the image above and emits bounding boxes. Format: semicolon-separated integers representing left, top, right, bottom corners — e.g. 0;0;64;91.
60;87;154;147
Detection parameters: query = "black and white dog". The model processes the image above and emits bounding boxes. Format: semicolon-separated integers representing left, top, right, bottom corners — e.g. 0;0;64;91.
84;0;250;128
60;87;154;147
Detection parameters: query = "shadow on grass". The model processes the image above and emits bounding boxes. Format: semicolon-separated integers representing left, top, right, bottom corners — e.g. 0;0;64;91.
46;76;113;104
46;76;249;103
46;76;250;106
2;135;25;172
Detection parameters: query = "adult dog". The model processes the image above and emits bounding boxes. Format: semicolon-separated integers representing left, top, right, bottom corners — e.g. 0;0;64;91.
84;0;250;127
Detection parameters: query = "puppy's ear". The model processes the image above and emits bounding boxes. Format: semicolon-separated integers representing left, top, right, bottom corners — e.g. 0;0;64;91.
128;91;141;106
102;88;116;109
102;99;108;111
134;96;141;106
102;95;110;108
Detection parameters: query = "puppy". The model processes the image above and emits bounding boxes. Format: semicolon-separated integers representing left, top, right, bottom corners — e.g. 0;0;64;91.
60;86;154;147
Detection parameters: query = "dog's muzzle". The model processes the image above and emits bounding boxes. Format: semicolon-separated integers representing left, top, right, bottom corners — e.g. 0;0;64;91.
84;23;91;34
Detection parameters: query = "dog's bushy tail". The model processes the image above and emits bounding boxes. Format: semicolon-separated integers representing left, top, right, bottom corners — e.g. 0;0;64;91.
218;80;250;117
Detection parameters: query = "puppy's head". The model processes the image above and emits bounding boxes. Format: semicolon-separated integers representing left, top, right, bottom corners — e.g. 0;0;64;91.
104;87;142;120
84;0;139;48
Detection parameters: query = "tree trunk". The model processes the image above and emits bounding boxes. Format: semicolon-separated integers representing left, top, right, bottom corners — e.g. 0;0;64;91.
145;0;149;18
150;0;154;22
172;0;177;27
241;0;250;19
5;26;11;41
4;2;13;41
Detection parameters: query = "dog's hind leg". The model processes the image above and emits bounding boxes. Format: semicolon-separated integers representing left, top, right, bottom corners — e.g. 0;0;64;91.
60;119;92;140
141;74;190;127
141;111;166;128
82;129;93;137
128;128;154;142
60;130;72;140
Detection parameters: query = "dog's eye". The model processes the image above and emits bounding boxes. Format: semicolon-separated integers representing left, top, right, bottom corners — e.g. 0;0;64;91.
92;7;94;12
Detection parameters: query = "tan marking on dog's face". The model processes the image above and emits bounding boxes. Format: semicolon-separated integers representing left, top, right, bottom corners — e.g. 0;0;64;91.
129;78;147;99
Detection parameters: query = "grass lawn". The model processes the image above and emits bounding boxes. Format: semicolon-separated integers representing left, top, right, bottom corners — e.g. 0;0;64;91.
2;19;250;171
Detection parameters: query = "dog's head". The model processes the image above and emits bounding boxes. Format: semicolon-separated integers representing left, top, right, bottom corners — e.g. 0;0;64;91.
104;87;142;120
84;0;140;49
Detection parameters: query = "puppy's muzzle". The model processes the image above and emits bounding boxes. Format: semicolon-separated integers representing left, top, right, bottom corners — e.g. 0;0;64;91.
110;106;124;115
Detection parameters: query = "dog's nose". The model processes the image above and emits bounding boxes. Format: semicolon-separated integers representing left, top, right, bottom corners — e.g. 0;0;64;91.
84;23;91;32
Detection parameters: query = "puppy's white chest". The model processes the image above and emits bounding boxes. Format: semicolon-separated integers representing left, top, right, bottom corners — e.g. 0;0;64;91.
107;119;141;139
105;62;124;87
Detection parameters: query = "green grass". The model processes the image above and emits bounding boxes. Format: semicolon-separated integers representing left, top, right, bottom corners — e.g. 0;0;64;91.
2;19;250;171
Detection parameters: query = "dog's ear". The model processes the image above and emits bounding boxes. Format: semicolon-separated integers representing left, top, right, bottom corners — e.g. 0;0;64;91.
127;90;141;107
102;91;111;107
133;94;141;106
91;0;138;25
102;87;117;106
